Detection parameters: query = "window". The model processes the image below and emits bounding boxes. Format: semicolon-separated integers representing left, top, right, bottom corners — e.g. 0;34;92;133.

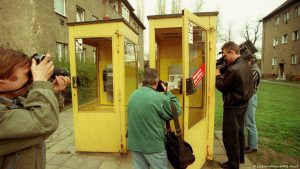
78;48;86;63
54;0;66;16
92;15;98;21
272;57;278;65
273;37;279;46
56;42;68;62
295;6;300;17
283;12;289;23
93;50;96;63
121;3;129;21
291;54;299;64
274;16;280;26
76;6;85;22
292;30;299;41
282;34;288;44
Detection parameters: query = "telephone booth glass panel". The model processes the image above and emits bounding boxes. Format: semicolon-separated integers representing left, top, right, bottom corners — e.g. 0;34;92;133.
188;22;207;128
76;37;113;111
124;38;138;105
155;28;183;105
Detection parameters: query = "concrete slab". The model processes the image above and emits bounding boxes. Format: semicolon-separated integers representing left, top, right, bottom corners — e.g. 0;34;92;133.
214;146;226;155
47;154;72;166
62;154;86;168
78;157;102;169
46;164;60;169
98;160;120;169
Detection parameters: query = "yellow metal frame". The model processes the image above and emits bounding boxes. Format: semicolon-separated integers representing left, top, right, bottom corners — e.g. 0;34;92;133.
69;20;138;153
148;10;217;168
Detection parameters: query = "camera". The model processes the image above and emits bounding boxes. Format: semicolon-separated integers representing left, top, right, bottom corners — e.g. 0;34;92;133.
156;80;168;92
31;53;69;80
216;55;228;75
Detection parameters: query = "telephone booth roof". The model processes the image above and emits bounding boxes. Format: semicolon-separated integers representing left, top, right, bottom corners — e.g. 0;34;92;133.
68;18;145;35
147;11;218;19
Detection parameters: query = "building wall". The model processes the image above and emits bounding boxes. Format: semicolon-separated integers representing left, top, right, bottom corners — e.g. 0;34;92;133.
0;0;143;66
262;1;300;80
0;0;37;54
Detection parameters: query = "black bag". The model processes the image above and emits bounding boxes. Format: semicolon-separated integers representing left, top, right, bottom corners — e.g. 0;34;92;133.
165;103;195;169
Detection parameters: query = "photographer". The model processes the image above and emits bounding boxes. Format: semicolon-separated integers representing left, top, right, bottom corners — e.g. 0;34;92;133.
0;48;70;169
215;42;254;169
243;56;261;154
127;68;181;169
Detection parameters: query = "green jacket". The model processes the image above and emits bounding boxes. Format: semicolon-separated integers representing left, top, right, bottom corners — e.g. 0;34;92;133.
0;81;61;169
127;85;181;153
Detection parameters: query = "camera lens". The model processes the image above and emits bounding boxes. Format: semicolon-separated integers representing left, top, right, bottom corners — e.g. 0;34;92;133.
31;53;45;64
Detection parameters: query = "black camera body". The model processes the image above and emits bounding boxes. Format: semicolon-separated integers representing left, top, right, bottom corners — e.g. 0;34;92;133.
156;80;168;92
216;56;228;75
31;54;69;80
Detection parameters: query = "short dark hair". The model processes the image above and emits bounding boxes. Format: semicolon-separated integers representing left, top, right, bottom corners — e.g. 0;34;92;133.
221;41;240;55
142;68;159;86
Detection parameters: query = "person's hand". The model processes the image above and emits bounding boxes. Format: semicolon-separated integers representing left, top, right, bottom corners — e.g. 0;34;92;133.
216;68;221;76
161;82;168;92
52;76;71;93
31;53;54;81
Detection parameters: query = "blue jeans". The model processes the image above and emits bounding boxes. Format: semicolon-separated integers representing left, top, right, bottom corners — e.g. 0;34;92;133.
131;150;169;169
244;93;258;149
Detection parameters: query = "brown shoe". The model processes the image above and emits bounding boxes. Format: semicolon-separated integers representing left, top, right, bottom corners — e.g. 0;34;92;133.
245;147;257;154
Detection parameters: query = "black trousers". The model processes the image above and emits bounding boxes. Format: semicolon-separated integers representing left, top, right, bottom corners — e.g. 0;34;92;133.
222;107;247;169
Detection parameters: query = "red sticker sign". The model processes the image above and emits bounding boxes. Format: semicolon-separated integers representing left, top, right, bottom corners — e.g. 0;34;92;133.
192;64;205;87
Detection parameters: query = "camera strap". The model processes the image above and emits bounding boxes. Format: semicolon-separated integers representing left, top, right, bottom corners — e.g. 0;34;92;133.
0;97;23;109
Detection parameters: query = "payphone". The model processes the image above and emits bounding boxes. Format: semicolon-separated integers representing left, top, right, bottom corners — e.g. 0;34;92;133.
103;64;113;101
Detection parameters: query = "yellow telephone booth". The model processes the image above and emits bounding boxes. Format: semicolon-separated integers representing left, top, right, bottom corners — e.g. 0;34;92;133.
68;19;142;153
148;10;218;168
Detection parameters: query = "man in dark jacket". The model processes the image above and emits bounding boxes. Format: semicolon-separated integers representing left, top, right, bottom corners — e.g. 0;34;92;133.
216;41;254;169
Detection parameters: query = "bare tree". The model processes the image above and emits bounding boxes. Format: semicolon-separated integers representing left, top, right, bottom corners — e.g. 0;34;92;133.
192;0;204;12
171;0;181;14
240;20;262;46
136;0;144;21
218;22;234;43
156;0;166;15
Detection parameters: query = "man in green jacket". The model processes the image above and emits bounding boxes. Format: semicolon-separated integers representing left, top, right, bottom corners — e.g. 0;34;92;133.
0;48;70;169
127;68;181;169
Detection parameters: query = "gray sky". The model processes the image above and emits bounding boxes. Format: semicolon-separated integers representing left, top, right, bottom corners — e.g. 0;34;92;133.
129;0;287;57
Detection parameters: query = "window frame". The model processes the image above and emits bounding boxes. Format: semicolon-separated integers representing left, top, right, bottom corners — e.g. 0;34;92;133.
291;54;299;65
273;37;279;46
282;34;288;44
283;11;289;23
76;6;85;22
274;15;280;26
54;0;66;16
295;6;300;17
56;42;68;62
272;57;278;66
292;30;299;41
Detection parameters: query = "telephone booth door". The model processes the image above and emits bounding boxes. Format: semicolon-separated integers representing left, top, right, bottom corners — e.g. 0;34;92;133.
148;10;217;168
68;20;139;153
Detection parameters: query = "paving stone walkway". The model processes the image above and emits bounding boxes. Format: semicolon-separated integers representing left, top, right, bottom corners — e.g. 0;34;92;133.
46;108;255;169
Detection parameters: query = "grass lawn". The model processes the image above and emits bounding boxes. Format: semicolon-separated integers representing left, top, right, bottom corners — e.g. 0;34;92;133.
214;81;300;164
